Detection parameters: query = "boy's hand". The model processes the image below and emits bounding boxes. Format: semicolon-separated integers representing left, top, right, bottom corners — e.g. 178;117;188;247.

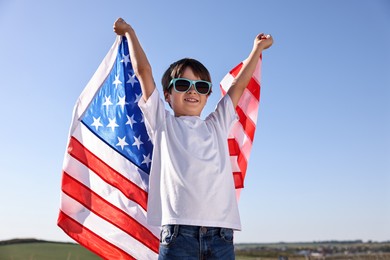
113;18;132;35
254;33;273;51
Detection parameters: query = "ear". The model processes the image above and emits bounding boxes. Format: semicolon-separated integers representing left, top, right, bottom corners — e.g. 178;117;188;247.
164;91;170;103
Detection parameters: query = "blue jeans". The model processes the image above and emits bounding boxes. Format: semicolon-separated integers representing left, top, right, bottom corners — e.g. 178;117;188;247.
158;225;235;260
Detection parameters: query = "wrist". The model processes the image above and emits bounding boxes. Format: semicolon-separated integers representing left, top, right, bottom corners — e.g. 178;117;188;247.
126;24;133;33
124;26;135;37
252;45;263;55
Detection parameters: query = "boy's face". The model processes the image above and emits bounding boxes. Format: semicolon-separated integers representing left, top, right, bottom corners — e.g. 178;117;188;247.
165;67;209;117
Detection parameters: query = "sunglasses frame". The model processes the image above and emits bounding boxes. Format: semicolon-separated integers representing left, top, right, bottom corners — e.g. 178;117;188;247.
168;78;212;95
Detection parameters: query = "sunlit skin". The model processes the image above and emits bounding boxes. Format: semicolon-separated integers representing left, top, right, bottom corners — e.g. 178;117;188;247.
164;67;209;117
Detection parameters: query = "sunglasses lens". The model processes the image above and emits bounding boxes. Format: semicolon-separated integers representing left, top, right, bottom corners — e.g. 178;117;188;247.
174;79;191;92
195;81;210;94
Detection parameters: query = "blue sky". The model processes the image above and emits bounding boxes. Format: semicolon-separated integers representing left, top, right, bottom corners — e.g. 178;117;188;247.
0;0;389;244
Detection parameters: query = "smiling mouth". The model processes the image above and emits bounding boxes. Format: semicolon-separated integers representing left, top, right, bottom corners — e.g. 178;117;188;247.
184;98;199;103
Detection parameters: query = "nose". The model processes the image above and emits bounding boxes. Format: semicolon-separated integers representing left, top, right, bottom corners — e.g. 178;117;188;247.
187;84;196;93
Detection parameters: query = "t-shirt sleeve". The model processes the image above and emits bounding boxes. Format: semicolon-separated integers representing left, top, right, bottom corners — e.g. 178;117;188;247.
206;94;238;136
138;88;166;142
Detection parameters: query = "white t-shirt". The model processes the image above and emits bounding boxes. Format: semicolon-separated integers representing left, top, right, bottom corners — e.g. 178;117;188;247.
139;89;241;230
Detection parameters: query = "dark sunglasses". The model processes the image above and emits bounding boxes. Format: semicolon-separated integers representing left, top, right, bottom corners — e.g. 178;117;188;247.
168;78;212;95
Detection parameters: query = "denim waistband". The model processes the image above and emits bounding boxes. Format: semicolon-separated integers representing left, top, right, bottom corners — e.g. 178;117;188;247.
162;224;231;238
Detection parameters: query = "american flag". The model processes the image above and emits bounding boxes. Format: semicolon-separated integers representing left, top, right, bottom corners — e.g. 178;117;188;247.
58;36;261;259
221;56;262;194
58;36;160;259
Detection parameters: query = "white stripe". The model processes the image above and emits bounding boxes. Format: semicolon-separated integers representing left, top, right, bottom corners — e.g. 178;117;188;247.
220;72;235;91
63;154;160;237
229;124;251;163
229;155;240;172
238;89;259;124
236;188;242;201
75;36;122;121
230;122;251;149
61;193;158;260
253;57;262;84
241;137;253;160
69;123;149;192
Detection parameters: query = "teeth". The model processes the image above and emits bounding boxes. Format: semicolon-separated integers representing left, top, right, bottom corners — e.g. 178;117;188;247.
185;98;198;102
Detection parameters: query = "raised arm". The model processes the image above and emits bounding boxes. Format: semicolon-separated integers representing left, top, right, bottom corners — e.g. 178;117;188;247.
113;18;155;101
227;33;273;108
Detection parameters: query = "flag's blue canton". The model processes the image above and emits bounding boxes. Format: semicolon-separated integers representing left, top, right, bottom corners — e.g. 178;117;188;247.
81;37;153;174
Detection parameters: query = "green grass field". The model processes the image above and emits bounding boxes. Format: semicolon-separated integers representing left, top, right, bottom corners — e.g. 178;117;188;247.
0;242;100;260
1;240;390;260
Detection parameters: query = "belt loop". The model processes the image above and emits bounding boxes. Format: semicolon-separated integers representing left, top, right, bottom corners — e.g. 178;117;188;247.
173;224;179;237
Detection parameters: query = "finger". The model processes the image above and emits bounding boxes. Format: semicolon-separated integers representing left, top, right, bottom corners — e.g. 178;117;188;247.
115;18;125;25
259;34;271;40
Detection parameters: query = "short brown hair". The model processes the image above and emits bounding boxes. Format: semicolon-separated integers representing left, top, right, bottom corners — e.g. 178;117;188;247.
161;58;212;94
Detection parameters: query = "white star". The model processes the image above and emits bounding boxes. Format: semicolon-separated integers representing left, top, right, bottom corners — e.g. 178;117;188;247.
113;74;122;88
107;117;119;132
121;54;131;67
127;73;138;87
126;114;137;128
102;96;113;109
134;93;142;103
116;136;129;150
91;116;103;131
142;153;152;168
132;135;144;150
117;95;127;112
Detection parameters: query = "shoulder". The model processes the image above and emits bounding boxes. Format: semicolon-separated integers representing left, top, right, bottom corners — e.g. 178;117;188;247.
206;94;238;131
138;88;160;109
209;94;236;118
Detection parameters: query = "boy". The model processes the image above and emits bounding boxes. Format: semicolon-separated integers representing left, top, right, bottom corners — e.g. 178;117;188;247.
114;18;273;259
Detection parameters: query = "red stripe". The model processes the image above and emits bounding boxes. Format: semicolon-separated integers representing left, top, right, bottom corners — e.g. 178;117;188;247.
229;62;243;77
57;211;135;260
228;138;249;173
233;172;244;189
246;77;261;101
228;138;239;156
228;138;248;189
237;150;248;179
61;172;160;253
68;136;148;211
236;106;256;142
